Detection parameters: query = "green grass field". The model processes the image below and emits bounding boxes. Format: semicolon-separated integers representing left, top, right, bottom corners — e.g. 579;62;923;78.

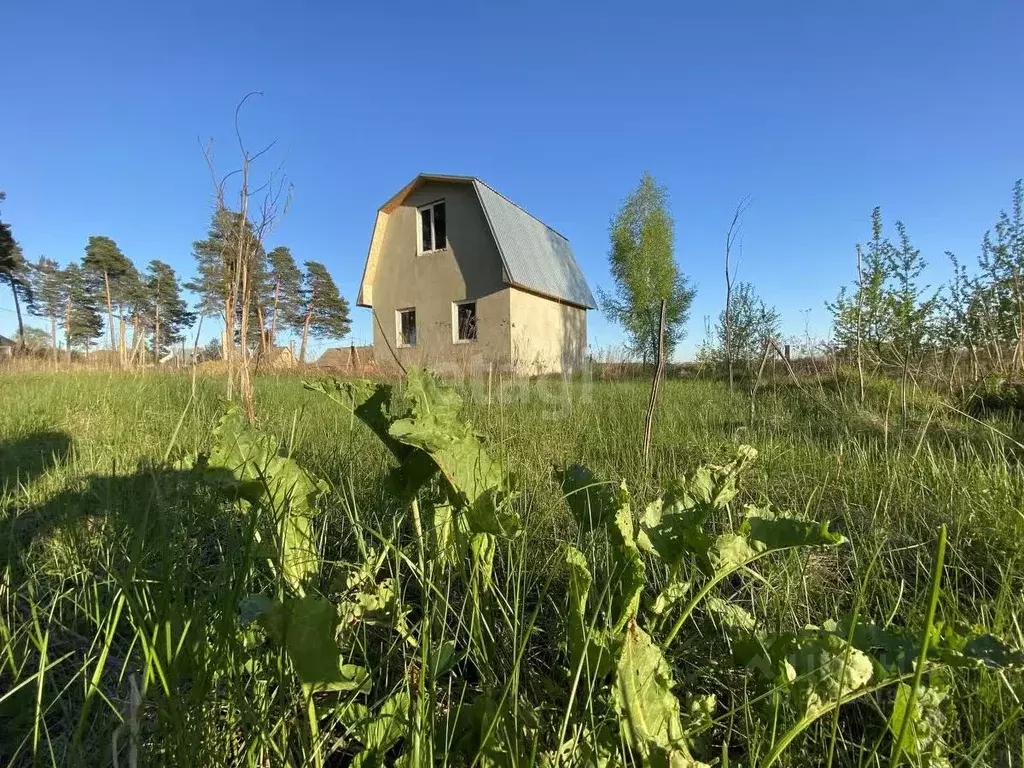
2;369;1023;766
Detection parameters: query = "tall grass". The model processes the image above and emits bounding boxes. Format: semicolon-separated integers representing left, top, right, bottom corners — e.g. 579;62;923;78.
1;370;1022;765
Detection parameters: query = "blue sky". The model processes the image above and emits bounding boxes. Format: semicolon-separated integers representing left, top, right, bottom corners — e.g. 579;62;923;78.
2;1;1022;359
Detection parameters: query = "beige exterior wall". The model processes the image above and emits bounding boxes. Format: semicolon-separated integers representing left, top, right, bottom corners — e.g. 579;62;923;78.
365;178;590;376
369;181;512;373
508;287;587;375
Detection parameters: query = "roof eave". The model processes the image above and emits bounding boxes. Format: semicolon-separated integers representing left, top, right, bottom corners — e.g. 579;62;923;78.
507;281;595;311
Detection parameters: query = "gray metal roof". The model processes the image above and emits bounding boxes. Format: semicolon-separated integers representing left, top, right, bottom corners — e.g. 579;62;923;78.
472;180;596;309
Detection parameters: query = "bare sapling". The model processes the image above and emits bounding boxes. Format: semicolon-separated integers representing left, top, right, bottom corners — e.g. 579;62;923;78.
202;92;291;420
855;243;866;406
724;198;750;392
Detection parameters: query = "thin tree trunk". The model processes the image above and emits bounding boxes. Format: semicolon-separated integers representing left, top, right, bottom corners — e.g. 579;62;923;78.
9;281;25;350
900;348;910;418
725;256;733;391
118;306;127;367
723;199;748;390
154;308;160;365
270;279;280;347
50;315;57;369
104;269;115;351
65;293;73;364
256;303;267;358
300;309;312;364
238;248;254;420
855;244;866;405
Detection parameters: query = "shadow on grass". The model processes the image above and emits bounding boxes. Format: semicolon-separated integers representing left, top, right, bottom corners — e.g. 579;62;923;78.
0;460;254;764
0;463;245;580
0;429;72;491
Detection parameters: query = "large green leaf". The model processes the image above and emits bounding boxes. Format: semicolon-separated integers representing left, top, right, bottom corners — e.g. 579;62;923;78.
612;621;709;767
559;465;626;535
565;545;619;684
887;681;951;767
682;444;758;510
705;596;757;634
785;631;873;717
345;690;410;767
560;470;644;630
651;580;691;616
471;532;497;593
706;506;844;578
306;378;412;462
389;369;519;536
253;594;369;692
638;491;714;569
830;617;1024;673
205;404;327;591
610;547;646;633
743;506;847;551
637;445;759;570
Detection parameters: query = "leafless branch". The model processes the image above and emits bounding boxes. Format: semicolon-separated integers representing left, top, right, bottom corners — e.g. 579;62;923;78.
724;196;751;392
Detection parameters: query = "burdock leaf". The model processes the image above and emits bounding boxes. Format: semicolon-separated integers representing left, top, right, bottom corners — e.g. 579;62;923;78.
612;621;708;766
206;404;327;591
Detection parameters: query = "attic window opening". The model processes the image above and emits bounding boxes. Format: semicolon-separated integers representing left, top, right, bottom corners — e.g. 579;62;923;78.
455;301;477;342
397;308;416;347
418;200;447;253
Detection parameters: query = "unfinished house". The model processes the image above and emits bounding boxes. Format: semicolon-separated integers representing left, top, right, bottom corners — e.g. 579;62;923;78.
357;174;595;375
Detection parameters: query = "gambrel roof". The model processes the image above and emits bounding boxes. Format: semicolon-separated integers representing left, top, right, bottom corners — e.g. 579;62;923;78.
358;174;596;309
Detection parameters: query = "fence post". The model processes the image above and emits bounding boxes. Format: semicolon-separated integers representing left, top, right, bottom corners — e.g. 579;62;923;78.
642;299;667;473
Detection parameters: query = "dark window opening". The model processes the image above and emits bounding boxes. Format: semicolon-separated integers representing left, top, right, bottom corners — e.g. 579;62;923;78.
420;209;432;253
456;302;477;341
433;201;447;250
399;309;417;347
418;200;447;252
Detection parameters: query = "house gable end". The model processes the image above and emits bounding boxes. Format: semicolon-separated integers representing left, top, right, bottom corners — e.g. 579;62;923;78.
357;175;508;308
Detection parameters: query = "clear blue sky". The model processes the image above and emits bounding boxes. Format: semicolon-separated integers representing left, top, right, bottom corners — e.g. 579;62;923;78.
2;1;1022;359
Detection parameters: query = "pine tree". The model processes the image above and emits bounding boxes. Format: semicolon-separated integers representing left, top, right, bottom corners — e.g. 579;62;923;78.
186;209;267;351
597;173;695;364
145;260;194;360
63;262;103;356
82;235;134;355
0;223;33;350
298;261;350;362
28;256;65;354
265;246;304;346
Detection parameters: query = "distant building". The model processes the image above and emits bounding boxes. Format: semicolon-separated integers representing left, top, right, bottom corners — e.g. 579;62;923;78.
357;175;595;375
314;345;374;372
0;335;14;357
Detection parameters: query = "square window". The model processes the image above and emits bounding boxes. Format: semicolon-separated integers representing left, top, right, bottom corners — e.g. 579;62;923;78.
455;301;477;342
397;308;416;347
417;200;447;253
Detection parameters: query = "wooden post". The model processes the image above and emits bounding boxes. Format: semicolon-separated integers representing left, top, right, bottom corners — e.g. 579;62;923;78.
642;299;667;473
771;339;802;386
784;344;791;362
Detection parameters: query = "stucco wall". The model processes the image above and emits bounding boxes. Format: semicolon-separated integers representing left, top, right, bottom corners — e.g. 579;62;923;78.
369;181;512;374
508;287;588;375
